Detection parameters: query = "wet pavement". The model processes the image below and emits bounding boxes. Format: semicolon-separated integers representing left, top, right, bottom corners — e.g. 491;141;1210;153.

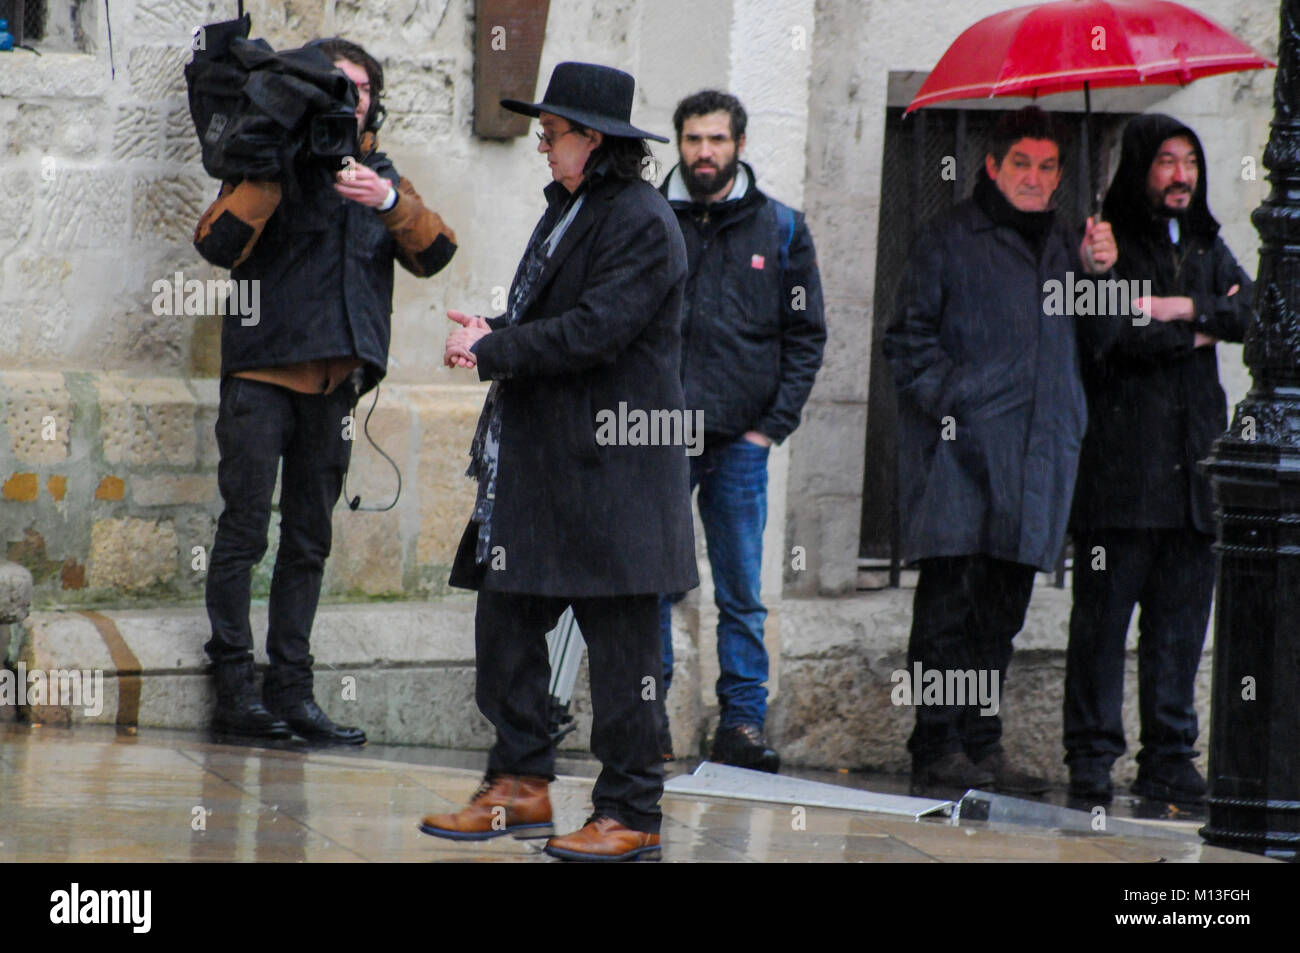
0;723;1273;863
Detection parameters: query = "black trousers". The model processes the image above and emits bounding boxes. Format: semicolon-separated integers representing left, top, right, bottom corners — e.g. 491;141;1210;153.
204;377;354;702
474;589;665;834
1065;528;1214;770
906;555;1037;766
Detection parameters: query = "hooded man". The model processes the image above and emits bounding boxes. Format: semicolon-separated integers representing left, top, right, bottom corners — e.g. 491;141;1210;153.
1065;114;1254;804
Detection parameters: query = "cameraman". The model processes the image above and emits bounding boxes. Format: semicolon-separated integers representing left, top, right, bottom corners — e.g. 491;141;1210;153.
193;37;457;744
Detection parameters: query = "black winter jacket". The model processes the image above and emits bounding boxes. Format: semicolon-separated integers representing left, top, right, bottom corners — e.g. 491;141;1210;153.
885;187;1099;572
448;170;698;598
659;163;826;444
1072;114;1253;535
193;136;458;394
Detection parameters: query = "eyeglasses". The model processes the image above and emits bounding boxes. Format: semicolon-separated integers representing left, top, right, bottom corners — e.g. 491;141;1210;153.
536;128;582;147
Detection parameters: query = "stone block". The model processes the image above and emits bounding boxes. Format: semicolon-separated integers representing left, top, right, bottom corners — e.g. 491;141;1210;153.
326;510;406;596
768;590;1213;786
413;387;488;568
0;53;109;99
132;474;216;507
786;402;866;499
112;106;164;162
128;45;191;102
242;0;331;48
88;518;179;591
133;0;208;36
107;308;190;371
97;376;197;466
814;494;862;595
192;379;220;466
2;473;39;502
133;175;208;245
0;170;36;262
162;104;202;165
37;170;130;252
0;562;34;625
6;103;102;158
333;0;451;41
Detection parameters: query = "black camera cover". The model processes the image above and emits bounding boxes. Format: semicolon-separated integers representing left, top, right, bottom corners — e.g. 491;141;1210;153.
185;14;359;186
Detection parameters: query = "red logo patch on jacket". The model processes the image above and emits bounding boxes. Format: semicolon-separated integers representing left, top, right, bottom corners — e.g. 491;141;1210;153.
751;254;765;270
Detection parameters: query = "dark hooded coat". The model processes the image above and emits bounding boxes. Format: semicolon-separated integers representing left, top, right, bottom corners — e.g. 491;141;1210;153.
884;177;1097;573
1071;114;1254;535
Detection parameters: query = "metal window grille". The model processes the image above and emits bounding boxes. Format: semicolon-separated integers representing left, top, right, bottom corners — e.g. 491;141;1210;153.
859;106;1130;589
1;1;46;45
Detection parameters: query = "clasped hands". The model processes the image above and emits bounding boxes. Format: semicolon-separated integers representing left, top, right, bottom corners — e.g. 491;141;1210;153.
1135;284;1239;349
444;310;491;368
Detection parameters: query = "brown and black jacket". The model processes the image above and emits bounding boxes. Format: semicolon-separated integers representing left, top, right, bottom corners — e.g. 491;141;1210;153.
193;130;457;394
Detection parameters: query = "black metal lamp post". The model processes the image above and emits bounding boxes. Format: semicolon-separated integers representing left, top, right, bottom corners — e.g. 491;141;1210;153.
1200;0;1300;861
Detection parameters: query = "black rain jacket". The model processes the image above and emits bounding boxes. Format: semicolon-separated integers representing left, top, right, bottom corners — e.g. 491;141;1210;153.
1071;114;1254;535
659;163;826;445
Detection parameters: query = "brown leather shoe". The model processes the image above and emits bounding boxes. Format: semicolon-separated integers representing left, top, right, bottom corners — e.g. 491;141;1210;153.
418;774;553;841
543;815;661;862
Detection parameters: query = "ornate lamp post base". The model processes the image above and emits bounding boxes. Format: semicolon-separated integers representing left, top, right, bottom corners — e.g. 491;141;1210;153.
1200;0;1300;862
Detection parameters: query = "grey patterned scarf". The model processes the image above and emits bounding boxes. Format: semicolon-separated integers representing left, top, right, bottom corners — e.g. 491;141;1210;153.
466;188;587;565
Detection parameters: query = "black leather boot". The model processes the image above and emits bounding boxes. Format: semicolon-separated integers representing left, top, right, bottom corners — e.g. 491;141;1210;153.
267;697;366;746
212;660;293;739
711;724;780;773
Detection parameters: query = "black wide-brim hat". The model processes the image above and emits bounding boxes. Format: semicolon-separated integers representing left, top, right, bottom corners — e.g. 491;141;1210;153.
501;61;668;143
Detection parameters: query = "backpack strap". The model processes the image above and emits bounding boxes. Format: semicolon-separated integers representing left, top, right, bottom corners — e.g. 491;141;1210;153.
774;200;796;276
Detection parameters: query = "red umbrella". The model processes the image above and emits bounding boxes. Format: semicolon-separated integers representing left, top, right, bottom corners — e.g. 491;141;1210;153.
904;0;1274;207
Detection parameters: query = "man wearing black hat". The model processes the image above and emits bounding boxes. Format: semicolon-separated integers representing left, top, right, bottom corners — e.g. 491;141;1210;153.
418;62;696;862
1065;114;1253;805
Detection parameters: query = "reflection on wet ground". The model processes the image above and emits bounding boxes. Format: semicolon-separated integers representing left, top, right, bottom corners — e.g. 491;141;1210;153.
0;724;1271;862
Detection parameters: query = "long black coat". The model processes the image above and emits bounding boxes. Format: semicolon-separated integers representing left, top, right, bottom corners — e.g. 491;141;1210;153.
1072;114;1253;535
448;171;698;597
884;197;1094;573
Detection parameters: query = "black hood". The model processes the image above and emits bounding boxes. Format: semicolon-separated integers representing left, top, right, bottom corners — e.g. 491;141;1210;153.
1102;113;1219;243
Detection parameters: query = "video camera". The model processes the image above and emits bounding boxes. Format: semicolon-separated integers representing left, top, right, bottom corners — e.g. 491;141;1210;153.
185;14;360;189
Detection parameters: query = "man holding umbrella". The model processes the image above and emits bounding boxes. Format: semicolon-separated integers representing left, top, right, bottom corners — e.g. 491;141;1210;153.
419;62;696;862
885;106;1116;796
1065;114;1253;804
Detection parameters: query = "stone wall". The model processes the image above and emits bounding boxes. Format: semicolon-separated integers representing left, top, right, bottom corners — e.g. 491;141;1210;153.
0;0;658;606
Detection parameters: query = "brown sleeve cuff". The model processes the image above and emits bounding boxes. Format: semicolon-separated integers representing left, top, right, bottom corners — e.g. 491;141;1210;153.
380;177;458;277
193;180;283;268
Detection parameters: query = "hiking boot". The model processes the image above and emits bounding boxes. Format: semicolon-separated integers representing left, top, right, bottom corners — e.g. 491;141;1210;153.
544;815;660;863
710;724;780;774
419;774;553;841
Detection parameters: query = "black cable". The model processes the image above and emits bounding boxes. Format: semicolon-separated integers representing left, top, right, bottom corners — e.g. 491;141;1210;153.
104;1;114;78
344;384;402;512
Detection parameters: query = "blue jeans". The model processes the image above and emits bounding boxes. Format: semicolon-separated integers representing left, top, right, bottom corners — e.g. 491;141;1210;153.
660;437;769;729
